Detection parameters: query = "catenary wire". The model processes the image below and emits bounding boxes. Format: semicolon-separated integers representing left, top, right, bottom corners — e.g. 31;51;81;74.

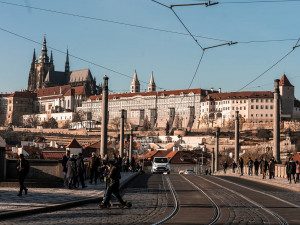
0;26;166;90
0;1;298;44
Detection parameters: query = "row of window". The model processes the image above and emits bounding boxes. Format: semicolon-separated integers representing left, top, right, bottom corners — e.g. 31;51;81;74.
250;105;273;110
250;114;273;117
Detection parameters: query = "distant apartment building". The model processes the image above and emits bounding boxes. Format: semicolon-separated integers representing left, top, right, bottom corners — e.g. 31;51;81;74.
6;91;37;126
0;93;10;125
78;73;300;130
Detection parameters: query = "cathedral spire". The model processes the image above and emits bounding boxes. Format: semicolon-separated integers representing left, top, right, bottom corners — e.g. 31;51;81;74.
148;71;156;92
130;70;140;93
65;48;70;73
50;50;53;64
31;49;36;66
39;35;49;63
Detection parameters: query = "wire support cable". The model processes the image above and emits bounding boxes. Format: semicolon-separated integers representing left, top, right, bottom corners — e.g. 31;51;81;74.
238;44;298;91
1;1;298;45
0;26;165;90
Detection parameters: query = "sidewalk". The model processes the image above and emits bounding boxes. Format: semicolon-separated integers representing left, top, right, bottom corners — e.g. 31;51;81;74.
0;172;138;220
217;170;300;192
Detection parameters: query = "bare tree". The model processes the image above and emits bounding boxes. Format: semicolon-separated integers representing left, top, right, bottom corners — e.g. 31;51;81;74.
24;115;39;128
110;117;121;131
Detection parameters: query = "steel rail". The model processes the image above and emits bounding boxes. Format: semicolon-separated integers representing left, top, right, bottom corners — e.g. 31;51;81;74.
182;175;221;225
152;176;180;225
214;176;300;208
200;176;289;225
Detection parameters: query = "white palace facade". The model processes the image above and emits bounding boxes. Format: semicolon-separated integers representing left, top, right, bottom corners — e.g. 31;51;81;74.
77;73;300;130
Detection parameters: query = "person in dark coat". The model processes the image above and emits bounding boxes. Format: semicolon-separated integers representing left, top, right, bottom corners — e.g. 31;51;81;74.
16;154;29;196
67;154;77;189
254;159;260;176
286;157;296;184
88;152;100;184
62;150;70;187
100;160;126;208
77;153;87;188
261;158;269;179
232;161;237;173
269;158;276;179
223;162;228;174
238;157;244;176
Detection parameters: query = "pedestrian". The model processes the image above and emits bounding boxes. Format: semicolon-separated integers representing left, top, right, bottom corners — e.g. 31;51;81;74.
205;168;209;175
296;161;300;183
67;154;77;189
261;158;269;179
130;157;135;172
259;157;263;175
209;168;212;175
223;161;228;174
77;153;87;188
238;157;244;176
247;157;253;176
117;155;123;171
254;158;260;176
269;158;275;179
88;152;99;184
232;161;237;173
16;154;29;196
126;157;130;172
99;160;127;208
286;157;296;184
62;150;70;187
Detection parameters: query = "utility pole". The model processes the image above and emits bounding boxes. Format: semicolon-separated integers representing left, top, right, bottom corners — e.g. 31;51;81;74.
119;109;125;158
214;127;220;172
235;111;240;164
211;149;214;174
129;128;133;162
274;79;281;163
100;75;109;158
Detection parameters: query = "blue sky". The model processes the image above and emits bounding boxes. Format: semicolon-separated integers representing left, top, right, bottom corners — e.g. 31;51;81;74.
0;0;300;98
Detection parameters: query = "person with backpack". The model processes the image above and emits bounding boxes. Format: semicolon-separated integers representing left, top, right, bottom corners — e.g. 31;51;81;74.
16;154;29;196
100;160;127;208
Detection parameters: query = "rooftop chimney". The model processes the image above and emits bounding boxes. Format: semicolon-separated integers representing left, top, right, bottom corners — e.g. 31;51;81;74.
210;88;214;92
218;88;221;93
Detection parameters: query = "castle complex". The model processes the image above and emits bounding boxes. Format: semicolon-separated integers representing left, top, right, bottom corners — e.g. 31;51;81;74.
27;36;100;95
77;73;300;130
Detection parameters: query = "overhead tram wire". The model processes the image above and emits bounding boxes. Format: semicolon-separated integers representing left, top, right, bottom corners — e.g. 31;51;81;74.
218;0;300;4
238;37;300;91
0;26;166;91
0;1;298;44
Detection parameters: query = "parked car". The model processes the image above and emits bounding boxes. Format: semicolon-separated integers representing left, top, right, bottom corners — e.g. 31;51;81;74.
178;170;185;174
184;169;195;175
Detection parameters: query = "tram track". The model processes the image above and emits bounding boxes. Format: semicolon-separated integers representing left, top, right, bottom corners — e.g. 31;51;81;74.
199;175;290;225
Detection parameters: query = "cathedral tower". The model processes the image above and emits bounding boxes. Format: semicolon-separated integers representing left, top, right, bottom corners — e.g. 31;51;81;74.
148;72;156;92
130;70;140;93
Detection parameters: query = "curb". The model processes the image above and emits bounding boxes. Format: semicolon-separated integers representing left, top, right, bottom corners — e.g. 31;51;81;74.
218;174;300;192
0;173;139;221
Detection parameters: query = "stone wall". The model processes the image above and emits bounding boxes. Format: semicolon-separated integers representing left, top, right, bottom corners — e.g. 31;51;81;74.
6;159;63;181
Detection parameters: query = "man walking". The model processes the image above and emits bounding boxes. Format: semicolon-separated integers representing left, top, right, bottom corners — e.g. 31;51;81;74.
89;152;99;184
62;150;70;187
254;158;260;176
247;157;253;176
269;158;276;179
100;160;127;208
77;153;87;188
67;154;77;189
262;158;269;179
286;157;296;184
238;157;244;176
16;154;29;196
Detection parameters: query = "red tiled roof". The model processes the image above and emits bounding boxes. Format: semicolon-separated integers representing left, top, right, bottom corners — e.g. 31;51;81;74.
9;91;37;99
89;88;216;101
83;142;100;149
279;74;293;87
36;85;71;97
292;153;300;162
43;152;65;160
0;93;11;97
203;91;273;101
143;150;158;160
66;139;82;148
166;151;178;160
43;147;66;151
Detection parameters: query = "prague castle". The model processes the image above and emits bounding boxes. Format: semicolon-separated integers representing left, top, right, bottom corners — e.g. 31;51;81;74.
27;36;100;96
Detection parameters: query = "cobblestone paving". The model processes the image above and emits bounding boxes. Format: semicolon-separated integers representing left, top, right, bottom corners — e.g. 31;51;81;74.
1;174;170;225
0;173;135;215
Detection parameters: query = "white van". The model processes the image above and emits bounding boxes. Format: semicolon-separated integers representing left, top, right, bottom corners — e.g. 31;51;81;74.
151;157;170;174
